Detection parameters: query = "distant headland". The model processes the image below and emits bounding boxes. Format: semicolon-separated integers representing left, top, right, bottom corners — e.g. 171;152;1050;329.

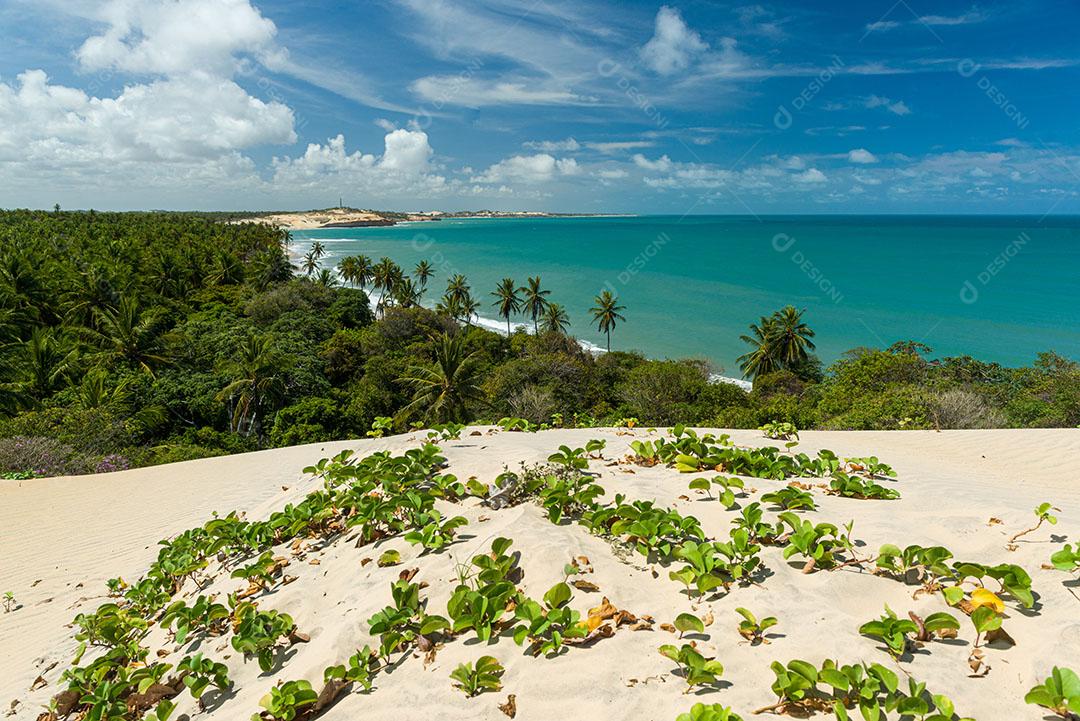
226;207;631;230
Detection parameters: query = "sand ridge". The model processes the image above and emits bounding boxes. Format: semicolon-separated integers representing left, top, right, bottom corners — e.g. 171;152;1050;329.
2;428;1078;720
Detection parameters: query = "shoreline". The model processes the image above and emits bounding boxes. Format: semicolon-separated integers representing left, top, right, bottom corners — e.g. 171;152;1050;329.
288;244;752;391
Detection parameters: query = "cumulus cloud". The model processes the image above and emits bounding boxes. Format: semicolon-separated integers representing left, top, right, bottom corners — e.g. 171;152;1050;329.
76;0;280;76
632;153;674;172
471;154;579;184
0;0;296;197
640;6;708;75
792;168;827;183
0;70;294;165
847;148;878;164
271;131;446;195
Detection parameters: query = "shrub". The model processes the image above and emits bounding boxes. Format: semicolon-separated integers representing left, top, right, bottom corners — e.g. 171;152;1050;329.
0;436;86;477
926;389;1007;429
616;359;711;425
246;279;334;326
328;287;374;329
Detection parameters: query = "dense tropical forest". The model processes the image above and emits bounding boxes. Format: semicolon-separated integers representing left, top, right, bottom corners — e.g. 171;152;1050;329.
0;210;1077;477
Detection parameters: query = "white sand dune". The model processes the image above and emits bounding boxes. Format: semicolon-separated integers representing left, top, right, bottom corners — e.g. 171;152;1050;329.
2;428;1078;720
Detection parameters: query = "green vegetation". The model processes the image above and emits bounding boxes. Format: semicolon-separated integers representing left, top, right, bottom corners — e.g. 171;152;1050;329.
675;704;743;721
735;607;777;645
1025;667;1080;719
449;655;505;697
762;659;970;720
1;209;1077;481
658;643;725;693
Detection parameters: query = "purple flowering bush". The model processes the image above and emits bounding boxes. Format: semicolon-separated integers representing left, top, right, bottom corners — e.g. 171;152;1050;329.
0;436;85;477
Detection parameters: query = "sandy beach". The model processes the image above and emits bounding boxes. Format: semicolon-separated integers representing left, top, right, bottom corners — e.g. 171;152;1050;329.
2;428;1077;720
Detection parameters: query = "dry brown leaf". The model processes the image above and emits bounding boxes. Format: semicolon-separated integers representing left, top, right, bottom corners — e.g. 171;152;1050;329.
967;648;990;677
360;557;372;567
308;558;321;566
478;515;490;522
281;575;298;586
29;675;47;691
702;610;714;627
659;623;676;634
399;568;419;583
985;627;1016;647
498;694;517;718
572;580;600;593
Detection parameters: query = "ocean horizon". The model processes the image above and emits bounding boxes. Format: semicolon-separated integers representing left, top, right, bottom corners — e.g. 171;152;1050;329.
291;214;1080;374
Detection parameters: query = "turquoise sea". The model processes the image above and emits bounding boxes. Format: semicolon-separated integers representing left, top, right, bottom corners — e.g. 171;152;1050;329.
291;215;1080;376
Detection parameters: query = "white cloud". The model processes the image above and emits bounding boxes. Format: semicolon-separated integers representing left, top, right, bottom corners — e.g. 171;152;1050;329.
640;6;708;75
793;168;827;183
847;148;878;164
271;131;447;195
865;95;911;115
76;0;279;76
918;11;984;26
410;76;594;107
0;0;298;200
865;20;901;32
378;128;433;174
584;141;656;154
0;69;294;165
597;168;629;179
470;153;579;184
523;138;581;152
632;153;673;172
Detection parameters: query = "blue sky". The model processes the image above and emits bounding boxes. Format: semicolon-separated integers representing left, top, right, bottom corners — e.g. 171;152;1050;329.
1;0;1078;213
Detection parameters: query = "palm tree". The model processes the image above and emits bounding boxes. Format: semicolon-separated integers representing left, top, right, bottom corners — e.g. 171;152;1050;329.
398;333;484;423
590;290;625;352
737;316;781;380
491;277;522;334
310;240;326;262
413;260;434;289
338;256;359;286
437;292;462;321
393;276;423;307
372;257;401;316
459;293;480;327
216;334;286;442
770;305;816;366
0;327;78;406
300;250;319;277
520;276;551;334
446;274;470;306
315;268;339;288
353;255;374;289
87;296;175;375
540;303;571;335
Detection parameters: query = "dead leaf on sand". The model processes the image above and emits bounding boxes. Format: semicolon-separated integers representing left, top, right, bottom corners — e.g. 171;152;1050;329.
498;694;517;718
572;580;600;593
